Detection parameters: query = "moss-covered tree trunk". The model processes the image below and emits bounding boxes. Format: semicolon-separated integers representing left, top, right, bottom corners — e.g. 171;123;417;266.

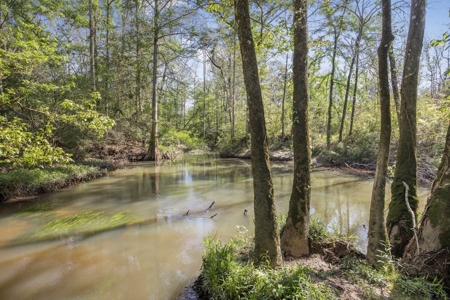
403;122;450;287
280;0;310;258
234;0;282;267
387;0;426;258
366;0;393;266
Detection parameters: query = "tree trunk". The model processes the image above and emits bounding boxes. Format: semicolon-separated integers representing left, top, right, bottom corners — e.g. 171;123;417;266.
387;0;426;258
366;0;393;266
388;45;401;121
145;0;160;161
234;0;282;268
281;53;289;138
89;0;97;93
135;0;142;120
348;53;359;137
326;28;338;150
403;122;450;288
280;0;310;258
339;28;362;143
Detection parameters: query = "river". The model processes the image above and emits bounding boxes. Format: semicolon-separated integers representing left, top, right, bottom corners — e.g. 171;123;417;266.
0;154;429;299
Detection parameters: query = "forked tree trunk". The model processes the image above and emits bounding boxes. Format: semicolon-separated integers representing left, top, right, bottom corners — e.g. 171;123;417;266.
280;0;310;258
366;0;393;266
234;0;282;267
387;0;426;258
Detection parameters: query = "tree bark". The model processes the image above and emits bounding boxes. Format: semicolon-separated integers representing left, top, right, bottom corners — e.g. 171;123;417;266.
145;0;160;161
89;0;97;93
281;53;289;138
280;0;310;258
366;0;393;266
389;45;401;121
326;28;338;150
234;0;282;268
348;53;359;137
387;0;426;258
403;122;450;287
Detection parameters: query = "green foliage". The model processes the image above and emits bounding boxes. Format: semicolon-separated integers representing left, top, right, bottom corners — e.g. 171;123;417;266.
217;135;250;157
392;276;448;299
340;256;387;286
0;117;72;168
308;218;331;242
200;236;337;300
160;128;205;151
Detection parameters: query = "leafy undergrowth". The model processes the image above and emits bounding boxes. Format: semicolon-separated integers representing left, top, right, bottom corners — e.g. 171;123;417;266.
13;210;137;244
194;220;448;300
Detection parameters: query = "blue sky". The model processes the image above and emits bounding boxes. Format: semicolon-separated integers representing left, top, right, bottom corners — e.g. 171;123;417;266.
426;0;449;39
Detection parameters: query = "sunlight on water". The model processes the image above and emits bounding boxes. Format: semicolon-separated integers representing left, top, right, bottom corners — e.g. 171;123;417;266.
0;154;429;299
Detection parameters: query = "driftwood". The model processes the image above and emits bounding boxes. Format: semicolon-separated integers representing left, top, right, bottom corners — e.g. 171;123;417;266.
184;201;217;220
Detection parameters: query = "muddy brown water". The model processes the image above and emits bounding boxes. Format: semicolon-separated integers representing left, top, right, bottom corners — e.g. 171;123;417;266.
0;154;429;299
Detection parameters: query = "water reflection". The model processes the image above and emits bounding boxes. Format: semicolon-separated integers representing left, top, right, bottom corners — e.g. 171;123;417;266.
0;154;429;299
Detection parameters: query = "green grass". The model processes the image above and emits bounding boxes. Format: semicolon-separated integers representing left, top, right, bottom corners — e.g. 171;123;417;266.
199;219;449;300
200;236;338;300
0;164;104;200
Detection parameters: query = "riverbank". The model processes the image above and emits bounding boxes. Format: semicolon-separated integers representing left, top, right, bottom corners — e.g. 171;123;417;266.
178;223;448;300
226;148;436;186
1;144;436;203
0;160;127;203
0;142;148;203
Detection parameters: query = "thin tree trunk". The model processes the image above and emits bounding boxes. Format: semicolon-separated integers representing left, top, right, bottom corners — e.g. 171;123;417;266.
105;0;113;116
234;0;282;267
339;29;362;143
280;0;310;258
281;53;289;137
135;0;141;115
366;0;393;266
348;53;359;136
203;50;207;138
388;45;401;121
89;0;97;93
145;0;160;161
231;33;236;138
326;29;338;150
387;0;426;258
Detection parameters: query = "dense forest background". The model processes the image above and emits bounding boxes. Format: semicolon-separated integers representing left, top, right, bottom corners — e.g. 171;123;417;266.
0;0;448;169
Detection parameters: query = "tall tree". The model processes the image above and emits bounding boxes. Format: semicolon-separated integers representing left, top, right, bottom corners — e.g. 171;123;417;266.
234;0;282;267
387;0;426;257
89;0;98;93
280;0;310;257
338;0;378;142
366;0;393;266
325;0;348;150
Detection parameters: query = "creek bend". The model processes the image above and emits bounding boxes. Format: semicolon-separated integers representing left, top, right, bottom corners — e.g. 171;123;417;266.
0;154;429;299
